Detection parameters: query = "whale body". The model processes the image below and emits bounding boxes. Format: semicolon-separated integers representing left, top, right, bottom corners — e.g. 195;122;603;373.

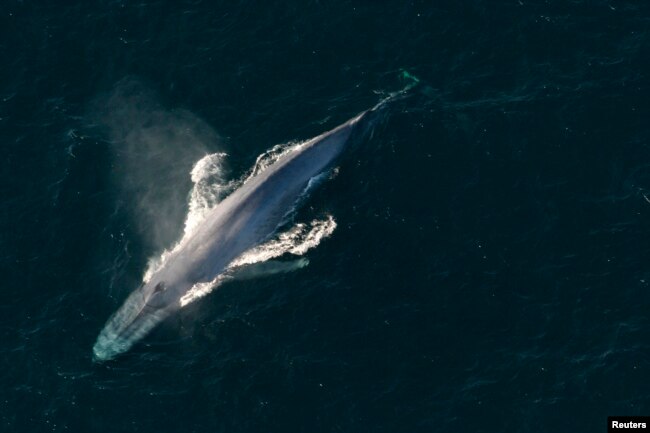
92;109;370;361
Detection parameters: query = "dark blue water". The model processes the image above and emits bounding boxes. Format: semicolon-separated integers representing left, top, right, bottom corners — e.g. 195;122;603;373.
2;1;650;431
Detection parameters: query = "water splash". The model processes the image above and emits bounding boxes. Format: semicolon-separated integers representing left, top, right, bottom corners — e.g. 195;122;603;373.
179;274;232;308
185;152;236;237
230;216;337;267
179;216;336;307
245;141;302;181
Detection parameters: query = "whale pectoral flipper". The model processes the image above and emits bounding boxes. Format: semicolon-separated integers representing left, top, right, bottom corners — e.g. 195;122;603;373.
227;258;310;281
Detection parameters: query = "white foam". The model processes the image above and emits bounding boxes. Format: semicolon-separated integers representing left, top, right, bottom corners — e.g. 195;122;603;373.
179;216;336;307
230;215;337;267
245;141;302;181
185;152;235;237
143;152;233;282
179;274;232;307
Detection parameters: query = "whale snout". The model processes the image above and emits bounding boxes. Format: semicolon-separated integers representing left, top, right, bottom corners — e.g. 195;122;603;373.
92;287;172;361
92;331;129;362
93;308;168;361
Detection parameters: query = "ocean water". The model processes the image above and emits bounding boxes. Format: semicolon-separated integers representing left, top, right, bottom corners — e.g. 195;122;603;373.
2;1;650;431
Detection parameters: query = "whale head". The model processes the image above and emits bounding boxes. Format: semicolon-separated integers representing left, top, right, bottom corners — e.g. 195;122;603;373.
92;278;182;361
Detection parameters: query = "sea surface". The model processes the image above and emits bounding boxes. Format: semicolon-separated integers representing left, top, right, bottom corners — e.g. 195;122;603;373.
2;1;650;432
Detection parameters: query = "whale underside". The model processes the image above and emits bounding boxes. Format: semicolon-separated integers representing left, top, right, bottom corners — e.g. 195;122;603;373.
93;109;372;361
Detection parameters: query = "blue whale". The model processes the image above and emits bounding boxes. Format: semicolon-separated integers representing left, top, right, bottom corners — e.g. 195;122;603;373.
93;108;374;361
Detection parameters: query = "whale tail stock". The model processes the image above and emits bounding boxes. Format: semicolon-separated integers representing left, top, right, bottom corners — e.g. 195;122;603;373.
346;70;425;146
